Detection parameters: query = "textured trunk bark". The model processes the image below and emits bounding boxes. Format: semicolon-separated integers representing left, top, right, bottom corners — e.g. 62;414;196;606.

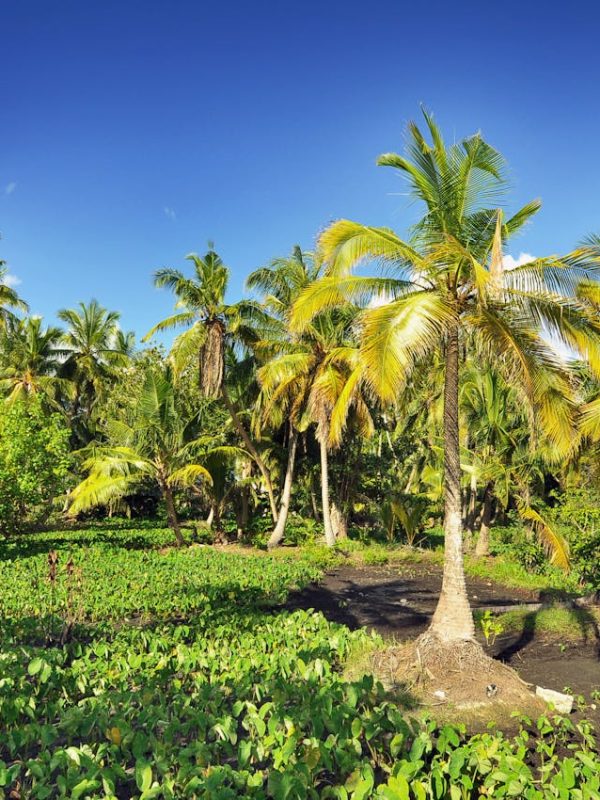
330;501;348;540
212;501;226;543
320;435;336;547
163;482;184;547
475;482;493;557
221;384;278;524
310;479;320;521
267;427;299;549
466;474;477;532
429;322;475;641
463;473;477;552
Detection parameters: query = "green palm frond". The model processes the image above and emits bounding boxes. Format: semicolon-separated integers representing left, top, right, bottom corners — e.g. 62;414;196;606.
317;221;425;278
169;323;207;374
359;291;453;402
290;274;412;333
168;464;213;488
518;505;570;571
69;471;140;515
143;311;197;341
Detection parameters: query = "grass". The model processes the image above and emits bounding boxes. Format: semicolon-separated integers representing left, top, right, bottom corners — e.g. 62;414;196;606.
487;605;600;644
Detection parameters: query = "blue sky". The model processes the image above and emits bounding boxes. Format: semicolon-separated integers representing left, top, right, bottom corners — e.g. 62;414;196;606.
2;0;600;339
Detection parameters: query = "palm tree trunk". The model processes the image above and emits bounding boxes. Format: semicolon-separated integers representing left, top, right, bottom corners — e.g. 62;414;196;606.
331;501;348;540
310;477;320;521
221;384;278;524
267;427;299;549
162;482;184;547
463;473;477;552
212;501;226;544
475;482;493;557
429;322;474;641
319;435;335;547
205;507;214;527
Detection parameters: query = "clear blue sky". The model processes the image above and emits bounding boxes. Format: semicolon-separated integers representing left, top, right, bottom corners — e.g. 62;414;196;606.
2;0;600;338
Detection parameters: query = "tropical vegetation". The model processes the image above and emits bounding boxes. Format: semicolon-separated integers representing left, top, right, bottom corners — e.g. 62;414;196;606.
2;110;600;796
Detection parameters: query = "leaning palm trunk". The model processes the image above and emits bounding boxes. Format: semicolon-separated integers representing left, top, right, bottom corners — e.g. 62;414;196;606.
221;384;279;524
475;482;493;557
429;323;475;641
267;427;299;549
319;434;336;547
162;481;185;547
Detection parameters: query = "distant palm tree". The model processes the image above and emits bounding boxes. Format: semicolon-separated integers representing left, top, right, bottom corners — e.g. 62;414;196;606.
58;300;131;437
0;261;28;326
69;366;212;545
0;316;69;404
145;246;279;523
292;110;600;645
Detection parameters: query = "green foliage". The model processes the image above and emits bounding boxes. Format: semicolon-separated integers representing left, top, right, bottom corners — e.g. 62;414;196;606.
0;527;600;798
0;398;71;532
548;488;600;586
477;610;504;647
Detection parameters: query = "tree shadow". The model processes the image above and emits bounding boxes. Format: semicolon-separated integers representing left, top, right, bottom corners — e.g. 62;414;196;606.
494;605;600;663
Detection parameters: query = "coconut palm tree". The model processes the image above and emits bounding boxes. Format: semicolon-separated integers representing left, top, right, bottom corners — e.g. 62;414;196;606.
144;246;279;523
69;366;212;545
0;316;69;405
291;110;600;646
460;364;569;566
258;303;372;547
248;246;320;546
59;300;131;440
0;261;28;327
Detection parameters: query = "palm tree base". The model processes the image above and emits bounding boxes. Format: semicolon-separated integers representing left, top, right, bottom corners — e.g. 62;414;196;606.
370;633;545;721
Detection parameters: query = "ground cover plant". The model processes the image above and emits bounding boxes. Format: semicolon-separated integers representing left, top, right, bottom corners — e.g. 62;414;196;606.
1;526;600;799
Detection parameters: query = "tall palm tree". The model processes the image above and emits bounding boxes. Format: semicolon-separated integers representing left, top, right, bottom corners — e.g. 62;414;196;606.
145;246;279;523
0;261;28;327
258;303;372;547
248;246;320;546
69;367;212;545
291;110;600;646
59;300;131;438
0;316;69;405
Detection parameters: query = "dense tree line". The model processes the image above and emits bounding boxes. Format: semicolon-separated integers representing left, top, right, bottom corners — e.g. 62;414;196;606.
3;112;600;652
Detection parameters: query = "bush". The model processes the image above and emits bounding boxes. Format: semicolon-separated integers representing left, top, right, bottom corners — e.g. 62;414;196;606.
548;488;600;587
0;399;71;533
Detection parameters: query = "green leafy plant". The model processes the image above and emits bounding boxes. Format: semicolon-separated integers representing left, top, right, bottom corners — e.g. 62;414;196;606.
478;609;504;647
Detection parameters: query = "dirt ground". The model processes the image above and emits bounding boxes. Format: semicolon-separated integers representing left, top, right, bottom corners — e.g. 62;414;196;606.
285;562;600;721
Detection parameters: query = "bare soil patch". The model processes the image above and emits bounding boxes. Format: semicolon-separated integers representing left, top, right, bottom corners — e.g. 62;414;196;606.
285;561;600;724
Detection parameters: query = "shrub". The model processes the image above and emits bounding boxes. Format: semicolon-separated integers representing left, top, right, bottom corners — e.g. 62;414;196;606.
0;399;71;532
548;488;600;586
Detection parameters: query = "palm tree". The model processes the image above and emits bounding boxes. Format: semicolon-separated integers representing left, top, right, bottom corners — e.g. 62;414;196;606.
144;246;279;523
460;363;569;566
248;246;319;547
69;366;212;545
0;261;28;327
59;300;131;439
0;316;69;405
291;110;600;647
258;303;372;547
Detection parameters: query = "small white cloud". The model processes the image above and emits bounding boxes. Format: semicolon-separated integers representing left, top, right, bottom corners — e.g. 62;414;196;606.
1;272;21;288
164;206;176;220
502;252;534;270
5;182;17;196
